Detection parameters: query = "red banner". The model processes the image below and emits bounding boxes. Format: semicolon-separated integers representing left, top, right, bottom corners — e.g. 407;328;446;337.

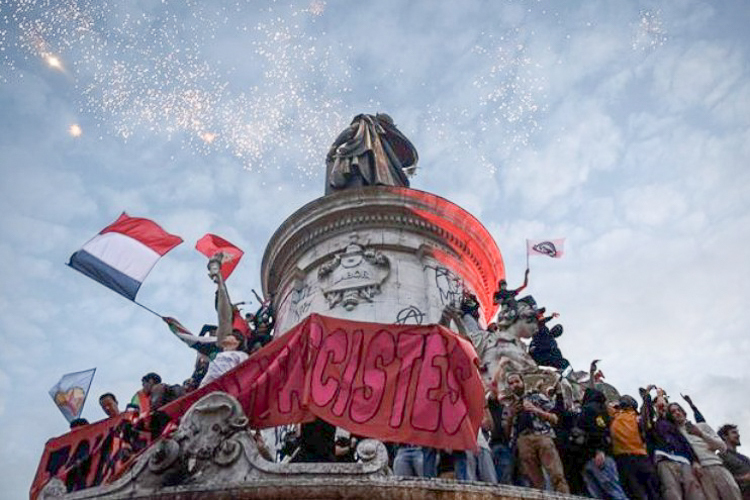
162;314;484;448
32;315;484;498
30;412;153;500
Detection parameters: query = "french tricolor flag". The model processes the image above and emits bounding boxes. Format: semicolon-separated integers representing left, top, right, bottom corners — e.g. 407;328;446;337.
68;213;183;301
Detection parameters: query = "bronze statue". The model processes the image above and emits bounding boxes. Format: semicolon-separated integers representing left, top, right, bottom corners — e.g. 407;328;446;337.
325;113;418;194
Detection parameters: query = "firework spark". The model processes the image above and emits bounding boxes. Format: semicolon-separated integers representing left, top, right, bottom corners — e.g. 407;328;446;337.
45;54;62;69
68;123;82;136
632;9;667;51
4;1;351;181
4;1;552;181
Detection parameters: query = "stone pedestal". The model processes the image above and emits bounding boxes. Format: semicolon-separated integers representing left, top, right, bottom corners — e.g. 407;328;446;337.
262;187;505;333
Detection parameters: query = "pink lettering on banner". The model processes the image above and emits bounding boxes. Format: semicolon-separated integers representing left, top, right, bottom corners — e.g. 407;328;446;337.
412;333;444;432
311;329;348;407
350;329;395;423
33;314;486;500
274;334;307;415
389;331;425;428
442;344;472;435
332;329;363;417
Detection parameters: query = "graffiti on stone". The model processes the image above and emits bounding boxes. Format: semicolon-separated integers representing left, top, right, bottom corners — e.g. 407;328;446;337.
290;283;314;322
430;266;463;308
395;306;425;325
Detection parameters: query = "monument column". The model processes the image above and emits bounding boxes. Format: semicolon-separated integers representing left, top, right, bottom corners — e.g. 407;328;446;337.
262;186;505;334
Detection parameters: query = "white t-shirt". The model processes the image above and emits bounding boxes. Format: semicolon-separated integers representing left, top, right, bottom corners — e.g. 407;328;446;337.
199;350;249;387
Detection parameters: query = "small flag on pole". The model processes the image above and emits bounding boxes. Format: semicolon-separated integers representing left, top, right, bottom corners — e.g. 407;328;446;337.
526;238;566;258
68;213;183;301
195;234;244;280
49;368;96;423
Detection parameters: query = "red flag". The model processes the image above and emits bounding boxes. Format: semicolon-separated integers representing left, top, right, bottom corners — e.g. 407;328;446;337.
232;307;250;337
195;234;244;279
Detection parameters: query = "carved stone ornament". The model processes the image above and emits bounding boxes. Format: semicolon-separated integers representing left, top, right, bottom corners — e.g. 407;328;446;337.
318;233;390;310
39;391;392;500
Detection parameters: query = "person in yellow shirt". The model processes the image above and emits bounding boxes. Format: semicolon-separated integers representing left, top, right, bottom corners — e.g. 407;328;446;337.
608;394;660;500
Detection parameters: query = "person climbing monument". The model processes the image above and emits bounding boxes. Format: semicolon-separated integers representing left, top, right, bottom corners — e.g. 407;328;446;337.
529;308;570;371
493;268;530;319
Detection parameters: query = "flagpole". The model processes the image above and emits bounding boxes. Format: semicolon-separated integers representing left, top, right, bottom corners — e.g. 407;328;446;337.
525;239;530;271
66;262;164;319
133;300;163;319
78;367;96;420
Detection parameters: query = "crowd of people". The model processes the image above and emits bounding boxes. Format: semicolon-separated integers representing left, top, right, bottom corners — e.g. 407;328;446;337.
378;368;749;500
82;260;748;500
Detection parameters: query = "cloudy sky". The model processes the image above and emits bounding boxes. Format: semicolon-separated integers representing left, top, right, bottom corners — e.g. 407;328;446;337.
1;0;749;496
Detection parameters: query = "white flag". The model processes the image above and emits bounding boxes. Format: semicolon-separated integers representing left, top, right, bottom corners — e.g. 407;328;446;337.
526;238;565;258
49;368;96;423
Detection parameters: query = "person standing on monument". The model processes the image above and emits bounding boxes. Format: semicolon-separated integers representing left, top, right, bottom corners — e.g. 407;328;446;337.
493;269;530;319
130;372;161;417
608;394;660;500
578;384;629;500
199;256;249;387
668;404;742;500
99;393;120;419
718;425;750;500
504;372;570;493
642;386;706;500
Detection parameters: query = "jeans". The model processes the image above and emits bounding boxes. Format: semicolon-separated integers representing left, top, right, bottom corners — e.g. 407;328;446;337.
456;449;498;483
393;446;424;477
583;455;629;500
422;447;438;478
455;452;473;481
492;443;513;484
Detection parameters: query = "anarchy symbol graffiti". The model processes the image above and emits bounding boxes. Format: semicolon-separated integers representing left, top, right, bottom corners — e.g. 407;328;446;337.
395;305;425;325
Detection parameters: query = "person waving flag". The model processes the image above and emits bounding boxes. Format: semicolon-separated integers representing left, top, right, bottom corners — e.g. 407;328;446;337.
195;233;244;280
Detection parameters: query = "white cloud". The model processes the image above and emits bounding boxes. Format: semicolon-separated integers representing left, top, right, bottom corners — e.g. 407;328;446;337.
652;41;744;112
621;184;688;226
1;2;750;498
502;101;623;211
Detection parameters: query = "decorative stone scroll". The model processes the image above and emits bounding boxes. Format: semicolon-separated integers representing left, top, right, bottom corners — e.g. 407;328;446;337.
40;392;390;500
317;233;390;311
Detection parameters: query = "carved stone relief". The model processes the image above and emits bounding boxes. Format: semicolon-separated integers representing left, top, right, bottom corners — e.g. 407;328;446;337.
317;233;390;311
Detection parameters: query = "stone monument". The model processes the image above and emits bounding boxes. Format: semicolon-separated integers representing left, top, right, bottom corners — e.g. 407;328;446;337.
36;114;586;500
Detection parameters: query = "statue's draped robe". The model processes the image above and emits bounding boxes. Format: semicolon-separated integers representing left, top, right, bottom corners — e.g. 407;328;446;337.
326;114;416;194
